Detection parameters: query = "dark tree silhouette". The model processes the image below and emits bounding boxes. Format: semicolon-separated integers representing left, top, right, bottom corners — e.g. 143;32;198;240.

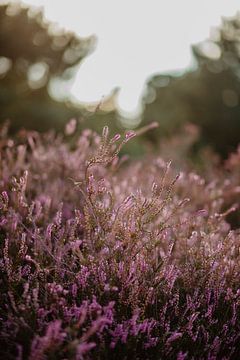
142;12;240;157
0;2;95;131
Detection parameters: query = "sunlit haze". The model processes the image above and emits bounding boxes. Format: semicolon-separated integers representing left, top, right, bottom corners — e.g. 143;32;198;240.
11;0;240;115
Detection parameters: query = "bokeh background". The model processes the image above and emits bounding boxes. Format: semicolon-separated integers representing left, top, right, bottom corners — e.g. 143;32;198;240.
1;0;240;159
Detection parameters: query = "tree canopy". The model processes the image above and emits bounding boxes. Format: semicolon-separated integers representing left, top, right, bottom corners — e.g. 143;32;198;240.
0;2;95;131
142;12;240;157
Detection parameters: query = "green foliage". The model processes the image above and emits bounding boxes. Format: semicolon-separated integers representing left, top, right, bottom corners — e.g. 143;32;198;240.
0;2;94;132
142;12;240;158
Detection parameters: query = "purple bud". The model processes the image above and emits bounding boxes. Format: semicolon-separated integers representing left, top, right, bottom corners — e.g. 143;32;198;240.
65;118;77;135
125;131;136;141
151;182;158;192
102;126;109;138
197;209;208;217
111;134;121;143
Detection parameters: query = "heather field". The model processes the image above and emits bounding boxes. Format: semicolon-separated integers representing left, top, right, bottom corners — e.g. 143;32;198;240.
1;122;240;360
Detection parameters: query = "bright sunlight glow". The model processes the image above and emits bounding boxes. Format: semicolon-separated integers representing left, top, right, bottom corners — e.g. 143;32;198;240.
10;0;240;115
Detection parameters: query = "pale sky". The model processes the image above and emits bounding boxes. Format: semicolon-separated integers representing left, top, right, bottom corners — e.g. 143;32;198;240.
12;0;240;115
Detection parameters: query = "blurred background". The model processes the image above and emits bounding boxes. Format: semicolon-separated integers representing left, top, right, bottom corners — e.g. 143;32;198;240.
0;0;240;158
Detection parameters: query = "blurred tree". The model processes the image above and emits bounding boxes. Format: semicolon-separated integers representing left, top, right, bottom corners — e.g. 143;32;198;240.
0;2;95;132
142;12;240;158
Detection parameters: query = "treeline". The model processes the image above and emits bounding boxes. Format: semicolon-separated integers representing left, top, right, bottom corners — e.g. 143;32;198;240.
1;2;240;158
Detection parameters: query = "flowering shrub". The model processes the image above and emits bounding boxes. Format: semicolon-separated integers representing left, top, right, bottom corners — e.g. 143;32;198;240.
0;122;240;359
